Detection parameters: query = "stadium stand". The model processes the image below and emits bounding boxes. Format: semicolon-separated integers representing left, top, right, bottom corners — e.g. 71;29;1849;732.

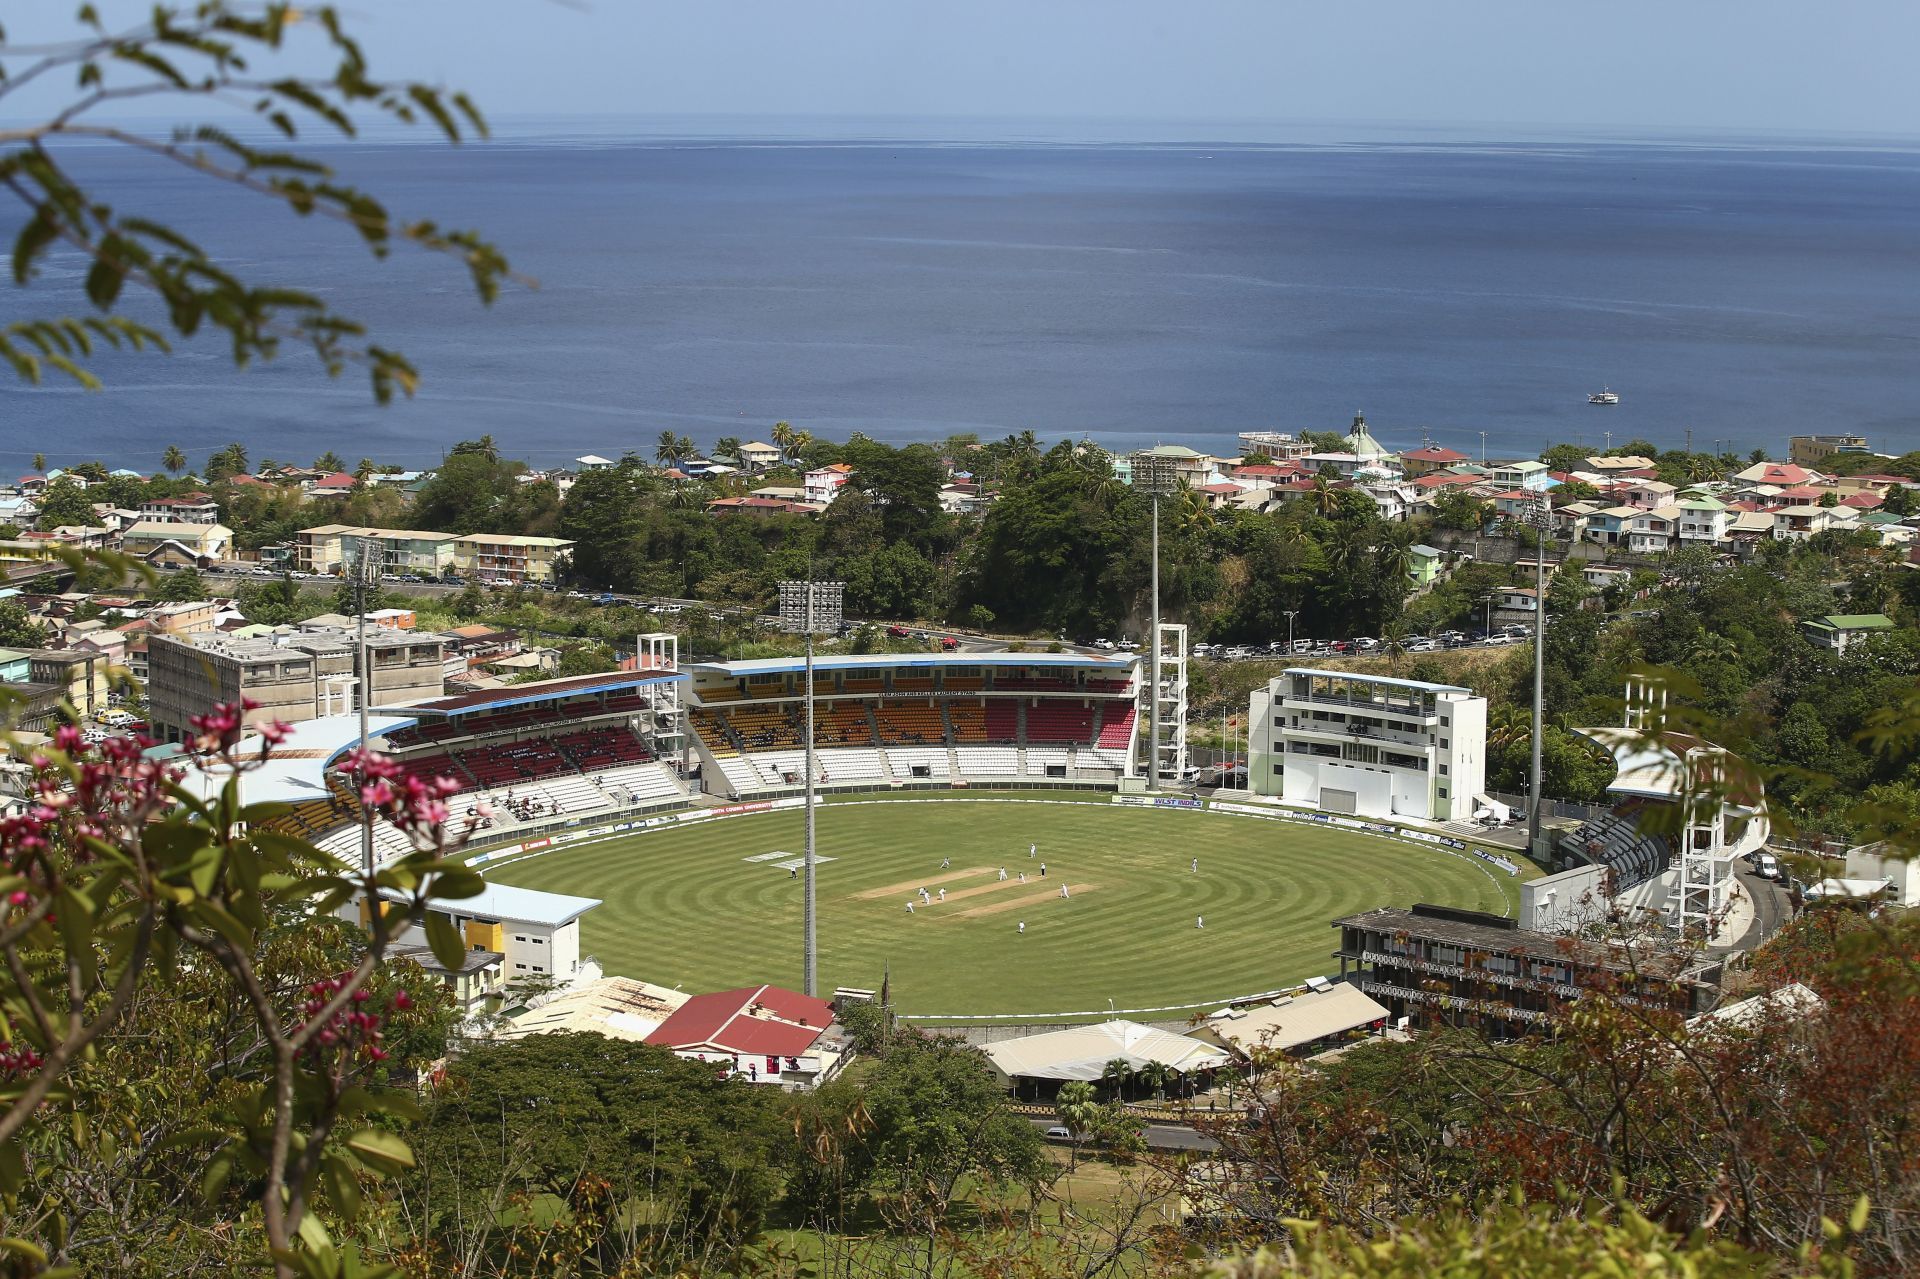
874;701;944;745
1556;806;1673;892
887;745;951;777
1096;705;1137;749
1026;702;1094;745
983;701;1019;742
953;746;1021;777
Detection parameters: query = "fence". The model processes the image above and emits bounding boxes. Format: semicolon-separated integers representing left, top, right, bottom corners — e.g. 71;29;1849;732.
1482;789;1611;825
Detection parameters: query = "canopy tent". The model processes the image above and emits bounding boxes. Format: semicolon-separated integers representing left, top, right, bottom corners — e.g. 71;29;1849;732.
983;1019;1227;1083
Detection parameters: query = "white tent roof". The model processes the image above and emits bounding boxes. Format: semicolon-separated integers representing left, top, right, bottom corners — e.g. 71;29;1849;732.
1201;984;1389;1055
982;1019;1228;1082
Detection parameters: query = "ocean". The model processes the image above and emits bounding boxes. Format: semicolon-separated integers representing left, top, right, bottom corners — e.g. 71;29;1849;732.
4;121;1919;471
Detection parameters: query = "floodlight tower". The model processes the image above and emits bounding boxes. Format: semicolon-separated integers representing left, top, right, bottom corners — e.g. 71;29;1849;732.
1130;449;1180;788
778;578;843;997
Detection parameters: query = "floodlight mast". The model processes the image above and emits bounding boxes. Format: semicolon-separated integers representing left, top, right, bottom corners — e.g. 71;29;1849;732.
352;540;381;901
778;580;843;996
1130;451;1178;788
1528;493;1550;856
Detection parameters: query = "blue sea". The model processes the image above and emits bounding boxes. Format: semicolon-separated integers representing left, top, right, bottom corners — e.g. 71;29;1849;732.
4;118;1920;471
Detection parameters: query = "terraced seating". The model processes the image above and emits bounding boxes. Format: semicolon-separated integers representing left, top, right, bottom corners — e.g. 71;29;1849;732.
949;701;987;743
728;704;800;750
953;746;1020;776
890;675;935;693
874;701;943;745
815;748;886;780
995;675;1078;693
941;675;983;693
1026;702;1094;744
1085;678;1132;695
699;684;744;701
597;692;650;714
1558;811;1673;892
1025;747;1070;775
460;738;568;788
552;726;652;770
1083;746;1132;771
815;703;876;747
840;676;885;694
1096;705;1137;749
887;746;950;777
983;702;1019;742
592;760;683;804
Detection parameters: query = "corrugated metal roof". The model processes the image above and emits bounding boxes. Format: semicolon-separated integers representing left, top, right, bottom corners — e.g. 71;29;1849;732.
982;1019;1228;1081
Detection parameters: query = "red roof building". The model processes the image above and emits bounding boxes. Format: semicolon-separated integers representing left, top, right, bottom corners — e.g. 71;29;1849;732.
1398;444;1471;477
645;983;833;1067
309;471;356;491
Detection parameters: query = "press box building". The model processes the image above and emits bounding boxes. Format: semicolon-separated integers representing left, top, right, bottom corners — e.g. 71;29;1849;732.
1248;669;1487;821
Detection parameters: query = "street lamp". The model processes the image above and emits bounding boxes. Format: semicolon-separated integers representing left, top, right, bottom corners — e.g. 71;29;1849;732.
1129;450;1180;788
778;578;843;997
1283;609;1299;655
349;539;382;895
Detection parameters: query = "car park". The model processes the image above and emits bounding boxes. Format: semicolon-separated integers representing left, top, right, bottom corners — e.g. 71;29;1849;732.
1406;638;1437;652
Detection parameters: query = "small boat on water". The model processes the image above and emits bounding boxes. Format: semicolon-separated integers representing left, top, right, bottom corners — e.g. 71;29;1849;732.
1588;387;1620;405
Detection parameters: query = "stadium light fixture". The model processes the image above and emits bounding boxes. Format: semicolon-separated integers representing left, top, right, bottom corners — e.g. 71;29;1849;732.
1526;493;1551;857
778;579;844;998
350;538;383;897
1129;451;1181;789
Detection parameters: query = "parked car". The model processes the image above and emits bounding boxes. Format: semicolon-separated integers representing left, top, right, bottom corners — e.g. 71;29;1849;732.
1752;852;1783;881
1331;640;1353;654
938;636;959;651
1291;639;1314;653
1044;1125;1074;1140
1092;638;1117;650
1406;638;1437;653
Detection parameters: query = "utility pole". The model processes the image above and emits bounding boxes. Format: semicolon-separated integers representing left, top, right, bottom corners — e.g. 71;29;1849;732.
1478;431;1488;465
779;579;844;997
1604;430;1613;454
1284;609;1298;654
1528;494;1549;857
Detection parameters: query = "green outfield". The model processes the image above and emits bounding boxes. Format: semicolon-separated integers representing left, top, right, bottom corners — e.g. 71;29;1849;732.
480;794;1533;1019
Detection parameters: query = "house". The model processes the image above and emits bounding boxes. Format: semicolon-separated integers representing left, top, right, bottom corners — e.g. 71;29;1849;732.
644;984;847;1089
1131;443;1222;488
119;520;232;565
454;533;574;585
735;441;785;470
1356;480;1416;522
803;463;855;507
1407;544;1444;588
1397;444;1471;478
392;947;503;1016
1553;501;1603;540
494;975;690;1041
297;525;458;578
148;600;221;635
1491;489;1544;520
138;492;220;525
573;454;615;471
1497;586;1540;613
1675;494;1730;546
1247;669;1487;822
1617;479;1678;510
937;483;988;515
1771;505;1858;541
1488;459;1553;491
1625;505;1680;555
1801;613;1896;653
1584;455;1658;475
1844;842;1920;909
1582;505;1641;547
0;495;39;527
1583;563;1634;591
1194;480;1248;512
1735;461;1823;487
302;471;358;498
706;496;817;518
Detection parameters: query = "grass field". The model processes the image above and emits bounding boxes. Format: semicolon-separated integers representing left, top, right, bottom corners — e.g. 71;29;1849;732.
481;794;1532;1018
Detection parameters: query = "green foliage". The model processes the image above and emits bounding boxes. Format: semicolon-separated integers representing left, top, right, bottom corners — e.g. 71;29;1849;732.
34;476;95;528
0;600;49;649
406;444;528;536
1;4;508;404
152;566;205;603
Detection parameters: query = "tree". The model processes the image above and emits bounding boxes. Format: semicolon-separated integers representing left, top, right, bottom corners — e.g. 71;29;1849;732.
30;452;45;473
771;420;797;463
860;1034;1048;1267
0;7;506;402
0;599;48;649
1100;1055;1134;1100
1539;442;1589;474
713;435;742;463
656;430;692;468
161;445;185;475
408;445;523;535
34;476;95;528
204;443;249;483
314;451;345;474
153;566;206;603
1054;1080;1101;1170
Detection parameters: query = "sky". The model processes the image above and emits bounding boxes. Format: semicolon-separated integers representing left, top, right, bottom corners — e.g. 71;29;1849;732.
10;1;1920;140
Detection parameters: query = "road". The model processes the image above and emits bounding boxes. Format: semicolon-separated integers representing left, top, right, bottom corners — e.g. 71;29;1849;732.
1027;1115;1221;1153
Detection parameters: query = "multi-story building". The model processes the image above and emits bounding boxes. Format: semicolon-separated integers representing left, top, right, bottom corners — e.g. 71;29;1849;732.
137;492;220;525
28;649;112;718
1771;504;1859;541
1397;444;1470;478
1248;669;1486;822
1237;430;1313;463
144;627;446;744
1788;433;1870;467
1675;494;1730;546
1331;903;1724;1038
453;533;573;584
1625;505;1680;555
296;525;458;578
803;463;854;507
1488;459;1553;491
119;520;232;564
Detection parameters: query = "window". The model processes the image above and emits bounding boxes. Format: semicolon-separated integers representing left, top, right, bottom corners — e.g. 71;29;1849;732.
514;935;526;943
1439;764;1449;776
1343;743;1379;764
1440;739;1448;750
1273;763;1284;776
1439;714;1450;727
515;962;526;970
532;964;545;973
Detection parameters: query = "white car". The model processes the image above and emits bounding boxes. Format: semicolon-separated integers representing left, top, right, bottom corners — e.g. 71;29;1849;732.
1092;638;1117;650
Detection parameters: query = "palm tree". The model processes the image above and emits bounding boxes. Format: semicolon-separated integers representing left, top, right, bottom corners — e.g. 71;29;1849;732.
161;445;185;475
1379;619;1410;674
655;430;684;468
354;458;377;483
314;450;345;473
1376;535;1415;588
1099;1057;1133;1102
1134;1059;1175;1101
1054;1080;1099;1171
1309;473;1341;519
1488;704;1530;751
790;430;815;463
714;435;742;463
771;420;796;463
31;452;44;473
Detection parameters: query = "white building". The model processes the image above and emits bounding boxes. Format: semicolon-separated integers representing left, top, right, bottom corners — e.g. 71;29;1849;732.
398;882;600;983
736;441;785;470
1675;494;1730;547
1248;669;1487;822
803;463;854;506
1773;505;1859;541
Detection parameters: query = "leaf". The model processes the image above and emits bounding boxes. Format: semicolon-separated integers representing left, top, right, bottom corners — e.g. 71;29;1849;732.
344;1128;414;1174
186;844;224;898
84;256;126;310
423;909;464;971
426;866;485;900
201;1151;233;1203
321;1150;362;1221
0;1239;47;1265
11;207;59;285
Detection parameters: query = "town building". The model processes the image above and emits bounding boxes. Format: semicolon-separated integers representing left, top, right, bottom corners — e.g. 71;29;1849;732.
454;533;573;584
735;441;785;470
137;492;220;525
1800;613;1896;652
644;984;848;1089
1236;430;1313;462
1407;544;1444;588
1772;505;1858;541
28;649;112;718
1248;669;1487;822
296;525;458;578
983;1019;1227;1092
1788;433;1871;467
1488;459;1553;491
1675;494;1730;546
144;627;447;743
418;881;598;983
1194;984;1390;1059
1397;444;1471;478
119;520;232;565
1331;903;1724;1038
803;462;854;506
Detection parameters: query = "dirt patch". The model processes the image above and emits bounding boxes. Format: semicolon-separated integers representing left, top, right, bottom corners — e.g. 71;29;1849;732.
853;867;993;901
955;883;1097;919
